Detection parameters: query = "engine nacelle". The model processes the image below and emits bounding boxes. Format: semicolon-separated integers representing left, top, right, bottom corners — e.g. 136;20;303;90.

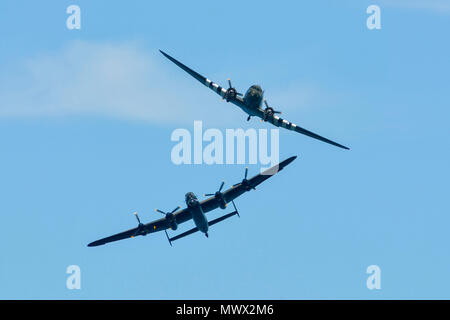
225;88;237;102
165;212;178;230
263;107;274;121
170;220;178;231
214;192;227;209
219;200;227;210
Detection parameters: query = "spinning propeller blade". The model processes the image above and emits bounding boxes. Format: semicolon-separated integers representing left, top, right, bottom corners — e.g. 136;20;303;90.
264;100;282;114
156;206;180;216
233;167;248;187
227;78;242;96
233;167;256;190
170;206;181;214
132;211;141;224
204;181;225;197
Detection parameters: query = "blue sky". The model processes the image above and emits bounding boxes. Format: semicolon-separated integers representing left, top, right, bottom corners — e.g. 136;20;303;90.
0;1;449;299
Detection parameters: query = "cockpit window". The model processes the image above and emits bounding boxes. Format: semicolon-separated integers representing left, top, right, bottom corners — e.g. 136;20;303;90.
250;85;262;92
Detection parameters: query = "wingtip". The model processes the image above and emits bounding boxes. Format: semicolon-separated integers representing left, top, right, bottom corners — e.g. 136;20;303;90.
329;141;350;150
87;240;103;247
331;142;350;150
335;142;350;150
280;155;297;168
159;49;169;58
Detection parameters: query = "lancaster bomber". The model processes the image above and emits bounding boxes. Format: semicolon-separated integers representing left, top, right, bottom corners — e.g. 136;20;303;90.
160;50;349;150
88;156;296;247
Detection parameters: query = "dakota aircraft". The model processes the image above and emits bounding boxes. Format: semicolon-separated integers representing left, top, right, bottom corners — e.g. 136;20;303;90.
88;156;297;247
160;50;349;150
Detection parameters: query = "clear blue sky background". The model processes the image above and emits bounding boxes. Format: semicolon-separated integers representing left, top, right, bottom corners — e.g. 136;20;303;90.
0;1;449;299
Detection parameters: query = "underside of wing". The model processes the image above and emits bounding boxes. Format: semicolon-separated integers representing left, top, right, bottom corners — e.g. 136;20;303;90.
87;207;194;247
160;50;229;98
87;227;140;247
160;50;207;85
292;123;349;150
266;114;349;150
199;157;296;214
173;207;193;225
221;156;297;204
87;218;168;247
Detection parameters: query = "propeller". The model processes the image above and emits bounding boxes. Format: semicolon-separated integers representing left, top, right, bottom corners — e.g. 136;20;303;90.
264;100;281;113
204;181;225;197
233;167;256;191
227;78;243;96
155;206;180;219
133;211;142;225
228;79;243;96
131;211;146;237
262;99;282;121
204;181;227;209
155;206;181;244
156;206;180;232
223;79;243;102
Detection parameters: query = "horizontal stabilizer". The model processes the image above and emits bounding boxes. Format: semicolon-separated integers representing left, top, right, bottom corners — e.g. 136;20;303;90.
169;211;238;243
208;211;238;226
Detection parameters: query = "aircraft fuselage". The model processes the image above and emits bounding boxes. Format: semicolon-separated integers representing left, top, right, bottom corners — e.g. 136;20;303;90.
185;192;209;236
242;85;264;116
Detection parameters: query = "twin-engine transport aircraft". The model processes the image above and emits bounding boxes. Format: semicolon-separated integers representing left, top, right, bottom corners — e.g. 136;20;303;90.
88;156;297;247
160;50;349;150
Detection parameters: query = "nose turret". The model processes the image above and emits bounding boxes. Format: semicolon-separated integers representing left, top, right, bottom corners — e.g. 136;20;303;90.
185;192;199;207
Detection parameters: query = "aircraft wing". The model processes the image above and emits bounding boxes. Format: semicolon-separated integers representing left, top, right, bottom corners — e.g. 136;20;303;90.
159;50;246;107
88;226;143;247
256;110;349;150
87;208;193;247
200;156;297;213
